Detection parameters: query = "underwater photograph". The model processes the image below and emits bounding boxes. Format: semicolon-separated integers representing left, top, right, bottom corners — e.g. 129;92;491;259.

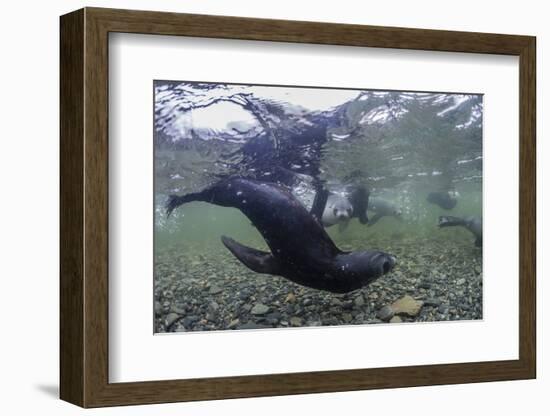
154;81;483;333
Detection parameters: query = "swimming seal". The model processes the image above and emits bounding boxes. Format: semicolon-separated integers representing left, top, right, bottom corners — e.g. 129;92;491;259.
438;215;482;247
367;197;402;226
167;178;396;293
427;190;459;210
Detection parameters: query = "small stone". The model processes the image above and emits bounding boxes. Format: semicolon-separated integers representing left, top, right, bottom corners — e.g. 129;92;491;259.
154;301;162;316
438;304;450;314
285;293;297;303
209;285;222;295
228;319;240;329
266;312;282;320
182;315;199;327
424;298;442;307
251;303;270;315
170;306;186;314
342;300;353;310
391;295;424;317
165;313;181;328
323;317;339;326
377;305;395;321
290;317;303;327
389;316;403;324
456;278;466;285
342;313;353;323
418;281;431;289
330;298;343;307
354;296;365;308
475;265;482;274
303;298;312;306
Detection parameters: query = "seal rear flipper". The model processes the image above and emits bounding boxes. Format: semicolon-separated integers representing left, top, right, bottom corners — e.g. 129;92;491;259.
166;190;210;217
221;236;281;275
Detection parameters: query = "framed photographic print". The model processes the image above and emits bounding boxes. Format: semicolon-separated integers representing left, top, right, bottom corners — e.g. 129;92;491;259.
60;7;536;408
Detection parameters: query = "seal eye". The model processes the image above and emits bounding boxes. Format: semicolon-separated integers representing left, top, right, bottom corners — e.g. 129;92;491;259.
382;260;392;274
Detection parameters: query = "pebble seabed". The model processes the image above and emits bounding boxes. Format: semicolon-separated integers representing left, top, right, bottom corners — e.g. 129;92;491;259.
154;236;483;333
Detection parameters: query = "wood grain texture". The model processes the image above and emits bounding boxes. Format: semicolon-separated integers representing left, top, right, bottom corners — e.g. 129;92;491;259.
59;7;537;408
59;8;84;406
518;38;536;376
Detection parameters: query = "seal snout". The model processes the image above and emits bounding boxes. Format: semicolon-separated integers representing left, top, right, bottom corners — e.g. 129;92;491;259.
381;254;396;274
370;252;396;276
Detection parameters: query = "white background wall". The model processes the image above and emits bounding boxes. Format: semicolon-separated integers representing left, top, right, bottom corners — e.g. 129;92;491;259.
0;0;546;414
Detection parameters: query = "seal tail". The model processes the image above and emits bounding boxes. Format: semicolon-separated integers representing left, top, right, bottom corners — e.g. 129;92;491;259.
438;215;466;228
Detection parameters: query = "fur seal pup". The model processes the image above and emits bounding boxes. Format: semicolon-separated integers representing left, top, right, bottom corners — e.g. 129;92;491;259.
367;197;402;226
321;193;353;231
316;185;370;232
427;190;459;210
438;215;482;247
167;178;396;293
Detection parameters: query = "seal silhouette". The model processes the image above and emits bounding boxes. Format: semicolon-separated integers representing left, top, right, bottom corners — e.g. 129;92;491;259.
438;215;482;247
167;178;396;293
367;197;402;226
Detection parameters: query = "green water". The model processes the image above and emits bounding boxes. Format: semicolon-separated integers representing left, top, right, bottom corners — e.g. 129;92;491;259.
152;84;483;332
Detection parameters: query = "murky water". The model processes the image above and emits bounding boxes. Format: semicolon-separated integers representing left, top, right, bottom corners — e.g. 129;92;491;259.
154;82;482;333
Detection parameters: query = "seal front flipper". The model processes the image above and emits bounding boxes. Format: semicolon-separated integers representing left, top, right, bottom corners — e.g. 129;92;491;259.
221;236;281;275
310;187;329;222
348;185;370;224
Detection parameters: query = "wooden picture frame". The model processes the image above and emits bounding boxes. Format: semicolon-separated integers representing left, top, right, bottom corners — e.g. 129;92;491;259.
60;7;536;408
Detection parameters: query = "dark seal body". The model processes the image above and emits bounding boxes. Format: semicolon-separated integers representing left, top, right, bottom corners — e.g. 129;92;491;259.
427;191;458;210
167;178;395;293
